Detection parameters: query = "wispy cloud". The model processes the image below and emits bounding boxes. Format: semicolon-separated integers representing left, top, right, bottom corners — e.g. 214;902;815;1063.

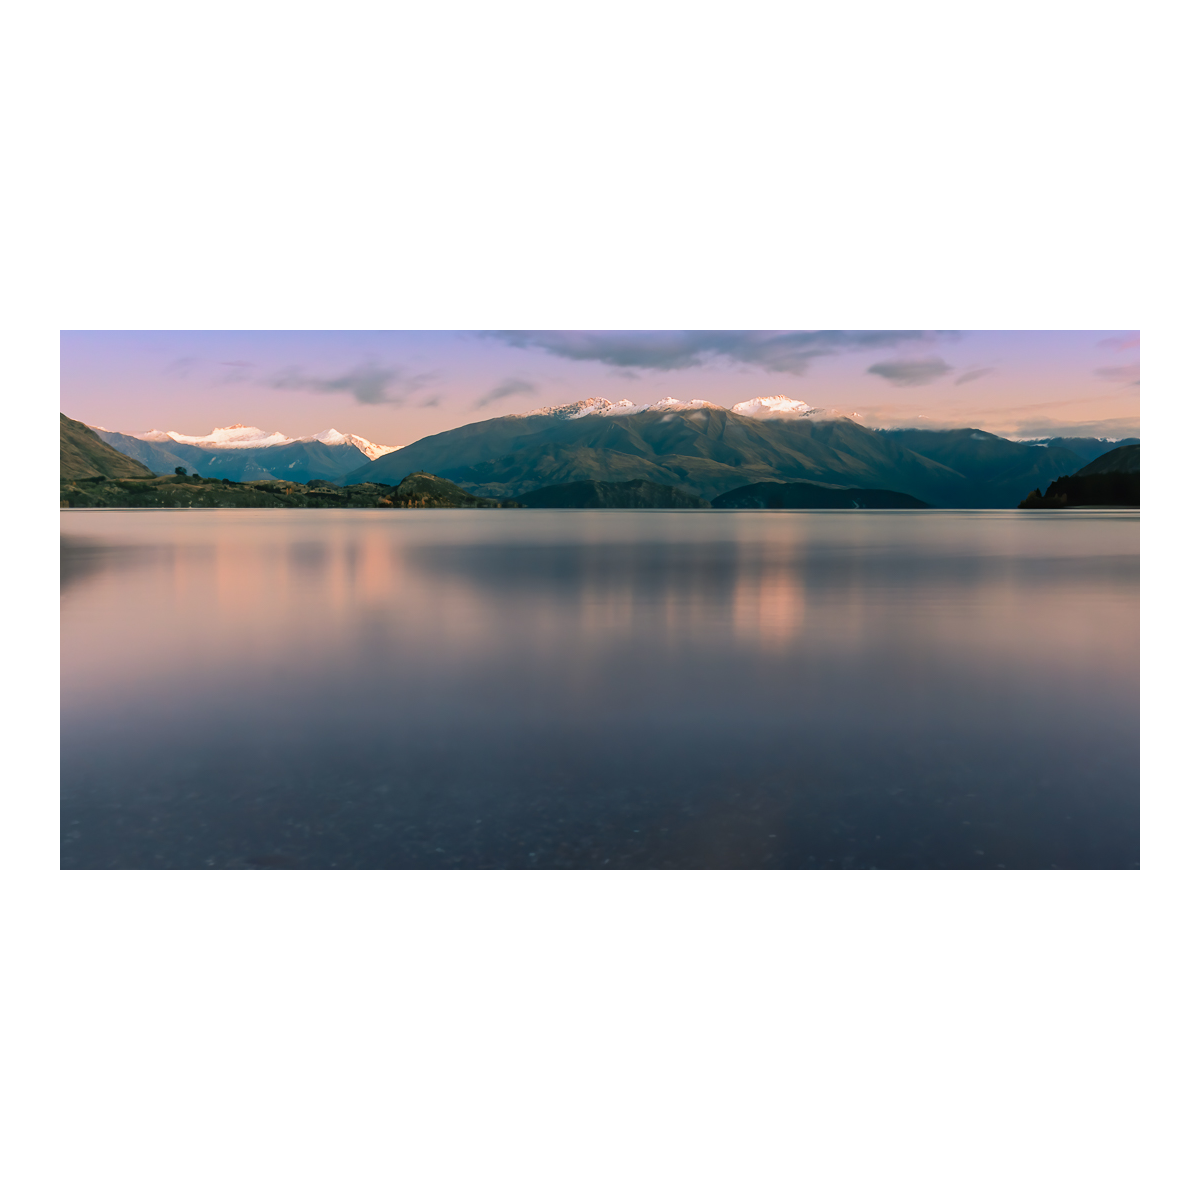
482;330;943;375
1098;334;1139;350
954;367;994;386
867;357;954;387
268;362;438;406
475;377;538;408
216;360;255;385
166;357;197;378
1095;363;1139;386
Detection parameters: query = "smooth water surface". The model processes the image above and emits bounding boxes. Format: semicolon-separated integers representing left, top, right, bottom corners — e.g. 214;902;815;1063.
61;509;1139;869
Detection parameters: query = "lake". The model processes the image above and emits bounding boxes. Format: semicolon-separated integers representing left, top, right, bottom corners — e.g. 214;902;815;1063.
60;509;1139;869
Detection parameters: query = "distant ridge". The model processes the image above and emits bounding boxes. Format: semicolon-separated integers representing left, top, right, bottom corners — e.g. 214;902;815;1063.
90;424;401;483
110;423;404;459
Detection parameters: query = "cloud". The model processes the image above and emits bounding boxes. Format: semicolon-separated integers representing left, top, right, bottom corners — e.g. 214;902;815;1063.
268;362;437;406
954;367;994;386
475;377;538;408
167;357;197;378
1095;363;1140;385
867;357;954;387
216;360;255;385
1098;334;1139;350
482;330;942;375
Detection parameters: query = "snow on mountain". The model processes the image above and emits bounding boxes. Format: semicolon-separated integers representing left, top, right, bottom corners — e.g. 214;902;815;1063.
310;428;404;460
732;395;816;419
523;397;646;419
116;423;402;458
647;397;726;412
123;424;292;449
125;429;188;443
523;396;727;420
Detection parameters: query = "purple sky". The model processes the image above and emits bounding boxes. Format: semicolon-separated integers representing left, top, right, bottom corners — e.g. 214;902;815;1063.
61;330;1140;445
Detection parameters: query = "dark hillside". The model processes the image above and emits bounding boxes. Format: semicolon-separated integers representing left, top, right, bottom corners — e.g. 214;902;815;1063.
1025;436;1139;461
518;479;709;508
348;409;966;503
876;428;1087;507
1019;442;1139;508
61;414;154;479
61;471;516;509
390;472;513;507
1075;443;1139;476
712;481;930;509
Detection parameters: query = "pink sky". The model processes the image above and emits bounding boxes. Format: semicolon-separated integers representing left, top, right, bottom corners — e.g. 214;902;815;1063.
61;330;1140;445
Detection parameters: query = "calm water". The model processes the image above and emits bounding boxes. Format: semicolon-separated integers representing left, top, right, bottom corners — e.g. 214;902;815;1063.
61;509;1139;869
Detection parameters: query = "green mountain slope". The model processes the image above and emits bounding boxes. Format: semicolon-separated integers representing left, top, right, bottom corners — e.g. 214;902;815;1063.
1075;443;1139;476
876;428;1092;507
389;472;511;507
347;408;967;503
61;414;154;479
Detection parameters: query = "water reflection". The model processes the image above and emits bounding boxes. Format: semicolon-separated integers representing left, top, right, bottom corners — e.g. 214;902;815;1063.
61;510;1139;869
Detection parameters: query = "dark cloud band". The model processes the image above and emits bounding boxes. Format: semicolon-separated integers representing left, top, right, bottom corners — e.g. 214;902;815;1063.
482;330;941;374
1095;364;1139;386
475;378;538;408
955;367;994;386
269;362;437;406
867;357;954;387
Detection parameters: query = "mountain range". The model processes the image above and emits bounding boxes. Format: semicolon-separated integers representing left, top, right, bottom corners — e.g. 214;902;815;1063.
77;399;1140;507
90;423;401;483
343;397;1137;506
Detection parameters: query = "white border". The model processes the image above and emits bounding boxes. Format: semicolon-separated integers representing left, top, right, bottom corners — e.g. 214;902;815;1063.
11;1;1187;1196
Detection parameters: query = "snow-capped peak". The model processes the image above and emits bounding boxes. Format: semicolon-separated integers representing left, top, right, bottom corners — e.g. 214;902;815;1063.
142;424;293;449
522;396;726;420
646;397;723;412
311;428;404;460
523;397;648;420
117;423;403;458
126;429;185;442
732;395;816;419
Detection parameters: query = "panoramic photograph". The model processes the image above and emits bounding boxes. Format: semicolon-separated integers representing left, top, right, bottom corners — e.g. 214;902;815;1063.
60;330;1140;870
